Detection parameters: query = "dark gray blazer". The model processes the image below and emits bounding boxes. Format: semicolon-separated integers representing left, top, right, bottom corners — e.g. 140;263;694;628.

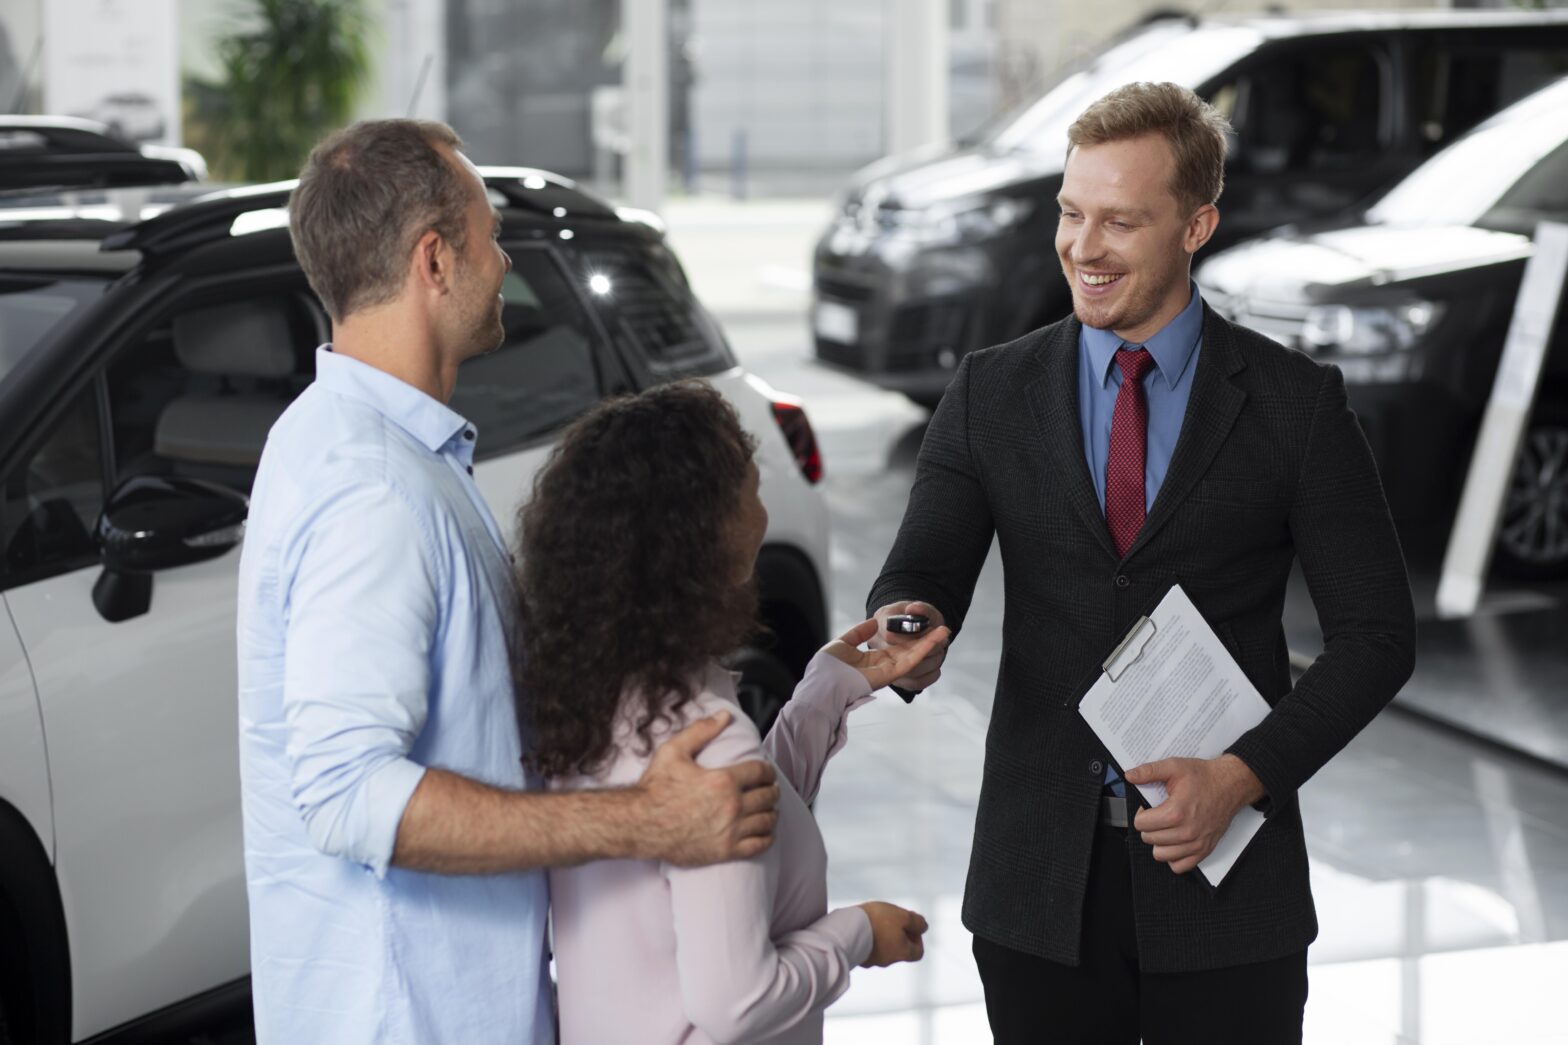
869;304;1417;973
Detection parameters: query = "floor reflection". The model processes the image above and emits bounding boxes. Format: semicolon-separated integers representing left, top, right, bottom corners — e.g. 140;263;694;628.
816;682;1568;1043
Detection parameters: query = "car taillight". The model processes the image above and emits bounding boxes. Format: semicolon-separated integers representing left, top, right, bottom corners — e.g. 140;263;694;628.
771;400;822;484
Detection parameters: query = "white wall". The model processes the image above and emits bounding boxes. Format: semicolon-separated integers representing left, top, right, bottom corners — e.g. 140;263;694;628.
690;0;886;172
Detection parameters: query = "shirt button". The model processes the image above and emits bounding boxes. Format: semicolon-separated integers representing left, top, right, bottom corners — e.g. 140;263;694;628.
1090;759;1104;776
466;465;474;476
463;429;476;441
1115;574;1131;589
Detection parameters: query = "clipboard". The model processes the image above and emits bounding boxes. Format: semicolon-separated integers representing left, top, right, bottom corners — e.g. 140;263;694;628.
1077;584;1270;887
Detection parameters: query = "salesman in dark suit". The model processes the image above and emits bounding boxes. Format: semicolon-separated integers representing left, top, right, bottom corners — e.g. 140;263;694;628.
869;82;1417;1044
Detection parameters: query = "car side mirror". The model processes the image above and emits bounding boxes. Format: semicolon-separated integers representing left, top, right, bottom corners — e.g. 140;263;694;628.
91;476;248;622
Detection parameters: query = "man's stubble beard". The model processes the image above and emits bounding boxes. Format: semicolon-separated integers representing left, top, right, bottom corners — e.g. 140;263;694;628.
458;276;507;359
1067;248;1186;337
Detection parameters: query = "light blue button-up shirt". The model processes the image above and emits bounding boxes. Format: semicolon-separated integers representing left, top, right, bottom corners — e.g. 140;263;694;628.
237;348;551;1045
1078;280;1205;513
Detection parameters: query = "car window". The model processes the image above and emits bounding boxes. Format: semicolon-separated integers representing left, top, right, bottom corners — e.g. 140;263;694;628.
1367;79;1568;229
1;386;104;584
1409;42;1568;156
452;246;604;456
567;241;734;378
106;292;318;495
987;23;1264;156
1482;138;1568;232
1216;43;1385;175
0;276;106;391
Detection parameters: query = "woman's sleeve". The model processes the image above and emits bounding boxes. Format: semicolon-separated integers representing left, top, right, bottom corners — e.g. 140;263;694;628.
662;708;873;1044
762;651;874;806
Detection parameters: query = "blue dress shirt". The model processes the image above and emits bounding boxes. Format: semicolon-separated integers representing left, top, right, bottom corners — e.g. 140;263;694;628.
1078;281;1205;513
1077;282;1204;795
237;348;551;1045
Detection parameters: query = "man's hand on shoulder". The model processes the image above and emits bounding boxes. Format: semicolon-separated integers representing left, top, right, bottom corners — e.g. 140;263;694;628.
634;711;781;867
1126;754;1266;875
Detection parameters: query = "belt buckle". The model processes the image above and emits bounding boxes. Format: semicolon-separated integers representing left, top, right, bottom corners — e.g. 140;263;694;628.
1100;795;1129;829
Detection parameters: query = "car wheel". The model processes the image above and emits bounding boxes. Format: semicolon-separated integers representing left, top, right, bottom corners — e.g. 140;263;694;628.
725;646;797;736
1494;404;1568;581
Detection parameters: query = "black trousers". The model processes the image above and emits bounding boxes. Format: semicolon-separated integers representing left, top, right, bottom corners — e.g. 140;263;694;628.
972;825;1308;1045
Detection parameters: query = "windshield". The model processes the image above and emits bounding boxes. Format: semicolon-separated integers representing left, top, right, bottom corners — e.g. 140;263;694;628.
1367;78;1568;229
987;23;1264;156
0;276;105;389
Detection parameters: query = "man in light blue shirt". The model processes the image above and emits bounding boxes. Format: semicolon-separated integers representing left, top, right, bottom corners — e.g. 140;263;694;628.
237;119;780;1045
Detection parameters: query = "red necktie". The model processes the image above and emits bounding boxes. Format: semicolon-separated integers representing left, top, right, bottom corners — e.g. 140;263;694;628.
1105;347;1156;558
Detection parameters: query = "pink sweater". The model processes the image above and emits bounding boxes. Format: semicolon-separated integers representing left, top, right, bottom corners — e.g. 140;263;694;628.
548;651;877;1044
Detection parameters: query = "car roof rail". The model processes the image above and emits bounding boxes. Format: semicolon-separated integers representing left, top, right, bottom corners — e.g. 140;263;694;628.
0;116;203;191
0;116;141;154
479;167;618;219
101;167;625;257
100;181;295;255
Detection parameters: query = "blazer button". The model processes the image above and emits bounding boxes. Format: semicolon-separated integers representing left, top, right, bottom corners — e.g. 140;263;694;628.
1089;759;1103;776
1115;574;1131;589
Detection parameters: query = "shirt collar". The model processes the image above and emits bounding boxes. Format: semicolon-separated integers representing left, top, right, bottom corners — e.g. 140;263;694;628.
1084;280;1204;388
314;346;474;454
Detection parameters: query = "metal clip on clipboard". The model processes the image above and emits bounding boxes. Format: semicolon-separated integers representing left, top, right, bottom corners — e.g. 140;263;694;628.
1102;615;1158;684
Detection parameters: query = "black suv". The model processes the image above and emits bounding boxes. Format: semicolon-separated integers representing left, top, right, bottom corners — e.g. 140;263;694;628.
0;168;828;1043
1197;76;1568;581
812;9;1568;405
0;116;206;191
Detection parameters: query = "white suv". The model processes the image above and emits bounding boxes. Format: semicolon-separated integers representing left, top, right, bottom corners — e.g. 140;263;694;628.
0;170;830;1043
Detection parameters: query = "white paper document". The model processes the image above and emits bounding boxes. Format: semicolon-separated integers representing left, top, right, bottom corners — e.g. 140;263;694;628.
1078;584;1270;887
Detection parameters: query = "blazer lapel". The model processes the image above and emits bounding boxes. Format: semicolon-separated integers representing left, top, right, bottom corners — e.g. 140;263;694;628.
1024;317;1119;561
1123;304;1248;560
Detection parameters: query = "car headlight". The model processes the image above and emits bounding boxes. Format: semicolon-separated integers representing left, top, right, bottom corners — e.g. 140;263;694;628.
885;197;1034;247
1302;301;1445;355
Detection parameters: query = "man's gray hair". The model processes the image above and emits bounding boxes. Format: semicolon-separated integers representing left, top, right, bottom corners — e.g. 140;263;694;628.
290;119;471;322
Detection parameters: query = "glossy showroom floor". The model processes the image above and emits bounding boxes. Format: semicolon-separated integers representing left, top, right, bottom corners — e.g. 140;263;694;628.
813;673;1568;1044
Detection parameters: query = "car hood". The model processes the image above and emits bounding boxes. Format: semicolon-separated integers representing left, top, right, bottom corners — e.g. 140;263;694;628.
1198;223;1533;301
846;143;1060;212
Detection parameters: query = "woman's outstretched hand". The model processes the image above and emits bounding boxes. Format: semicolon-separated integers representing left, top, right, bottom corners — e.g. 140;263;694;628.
823;619;950;691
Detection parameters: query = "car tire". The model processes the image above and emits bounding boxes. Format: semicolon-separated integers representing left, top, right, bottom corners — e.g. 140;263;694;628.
726;646;798;736
1494;402;1568;582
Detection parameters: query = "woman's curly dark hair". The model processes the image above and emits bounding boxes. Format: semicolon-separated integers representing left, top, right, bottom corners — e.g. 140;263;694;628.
516;381;761;779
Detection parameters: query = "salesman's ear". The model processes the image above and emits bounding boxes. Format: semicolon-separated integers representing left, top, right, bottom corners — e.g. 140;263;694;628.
1184;204;1219;255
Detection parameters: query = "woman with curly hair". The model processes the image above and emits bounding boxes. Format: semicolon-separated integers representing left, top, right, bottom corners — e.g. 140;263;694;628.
516;381;946;1045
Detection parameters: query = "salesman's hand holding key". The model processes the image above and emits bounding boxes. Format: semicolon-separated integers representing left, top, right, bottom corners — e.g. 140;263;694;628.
872;601;950;699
